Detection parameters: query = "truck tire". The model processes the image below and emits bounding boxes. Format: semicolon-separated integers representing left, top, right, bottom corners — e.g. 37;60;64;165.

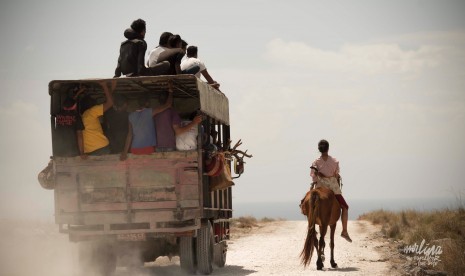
179;236;196;274
78;242;94;274
196;221;214;275
213;241;227;268
98;243;117;276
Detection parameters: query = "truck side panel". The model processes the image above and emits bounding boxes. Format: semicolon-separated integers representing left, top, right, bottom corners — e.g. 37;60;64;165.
54;151;201;237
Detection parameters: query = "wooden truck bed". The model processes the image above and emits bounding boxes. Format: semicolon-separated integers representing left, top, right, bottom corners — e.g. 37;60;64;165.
53;151;203;241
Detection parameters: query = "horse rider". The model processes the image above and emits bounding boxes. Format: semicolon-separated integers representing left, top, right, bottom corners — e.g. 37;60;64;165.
310;139;352;242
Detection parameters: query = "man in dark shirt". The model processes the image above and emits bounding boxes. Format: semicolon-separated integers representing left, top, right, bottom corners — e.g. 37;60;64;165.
104;95;129;154
114;19;169;77
53;87;85;157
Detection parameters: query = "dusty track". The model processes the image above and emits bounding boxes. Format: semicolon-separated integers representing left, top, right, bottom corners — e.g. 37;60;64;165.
0;220;399;275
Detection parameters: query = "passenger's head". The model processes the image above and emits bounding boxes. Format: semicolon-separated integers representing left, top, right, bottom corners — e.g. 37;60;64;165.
159;32;173;47
168;34;182;48
62;96;77;111
318;139;329;153
130;19;146;38
113;94;128;111
137;93;151;108
80;95;97;115
186;46;198;58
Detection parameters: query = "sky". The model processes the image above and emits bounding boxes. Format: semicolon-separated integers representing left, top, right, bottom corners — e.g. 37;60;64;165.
0;0;464;219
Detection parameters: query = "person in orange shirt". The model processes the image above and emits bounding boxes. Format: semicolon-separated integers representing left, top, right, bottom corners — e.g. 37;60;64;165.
79;80;116;158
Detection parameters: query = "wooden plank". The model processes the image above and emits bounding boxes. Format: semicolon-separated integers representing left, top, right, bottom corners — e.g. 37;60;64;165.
131;201;177;210
179;184;199;200
81;203;128;212
180;200;200;208
130;187;176;202
180;170;198;185
55;189;79;212
128;168;175;188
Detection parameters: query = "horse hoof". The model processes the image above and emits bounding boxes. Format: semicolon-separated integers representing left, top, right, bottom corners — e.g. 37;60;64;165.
317;266;323;271
331;262;338;268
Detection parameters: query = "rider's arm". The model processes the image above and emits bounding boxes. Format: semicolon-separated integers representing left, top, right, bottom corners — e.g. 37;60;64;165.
310;164;319;183
335;161;341;180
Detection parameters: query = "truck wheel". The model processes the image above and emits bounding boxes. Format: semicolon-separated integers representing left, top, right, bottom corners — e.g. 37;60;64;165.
96;243;117;276
179;236;196;274
196;221;214;275
78;242;94;274
213;241;227;268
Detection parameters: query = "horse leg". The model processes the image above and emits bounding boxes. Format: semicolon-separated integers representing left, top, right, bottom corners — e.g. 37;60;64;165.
316;225;327;270
330;223;338;268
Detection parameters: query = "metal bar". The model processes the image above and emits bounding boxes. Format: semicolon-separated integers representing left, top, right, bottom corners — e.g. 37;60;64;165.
172;79;199;99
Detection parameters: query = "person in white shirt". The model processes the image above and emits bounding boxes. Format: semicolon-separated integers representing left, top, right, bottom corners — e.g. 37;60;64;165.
181;46;220;90
147;32;172;67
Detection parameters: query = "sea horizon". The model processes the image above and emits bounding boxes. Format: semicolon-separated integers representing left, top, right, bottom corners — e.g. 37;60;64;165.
232;196;462;220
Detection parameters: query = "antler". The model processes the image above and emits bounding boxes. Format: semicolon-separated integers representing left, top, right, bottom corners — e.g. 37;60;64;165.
233;149;253;159
222;139;252;160
232;139;242;151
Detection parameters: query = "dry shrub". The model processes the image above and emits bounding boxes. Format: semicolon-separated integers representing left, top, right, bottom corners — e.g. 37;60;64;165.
359;208;465;276
359;209;395;225
386;222;403;240
438;239;465;276
260;217;275;223
231;216;258;228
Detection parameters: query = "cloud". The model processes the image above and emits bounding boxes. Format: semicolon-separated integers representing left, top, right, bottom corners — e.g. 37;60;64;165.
25;45;35;52
216;31;465;202
264;38;445;75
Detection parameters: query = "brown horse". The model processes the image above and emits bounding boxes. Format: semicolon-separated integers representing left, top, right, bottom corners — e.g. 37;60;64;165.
300;186;341;270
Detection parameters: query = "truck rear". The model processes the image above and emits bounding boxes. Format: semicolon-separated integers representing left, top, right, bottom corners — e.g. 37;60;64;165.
39;76;249;275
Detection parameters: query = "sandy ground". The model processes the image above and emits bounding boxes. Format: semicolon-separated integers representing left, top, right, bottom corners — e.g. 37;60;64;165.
0;219;401;276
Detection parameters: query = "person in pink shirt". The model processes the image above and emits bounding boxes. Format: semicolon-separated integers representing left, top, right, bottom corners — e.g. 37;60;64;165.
310;139;352;242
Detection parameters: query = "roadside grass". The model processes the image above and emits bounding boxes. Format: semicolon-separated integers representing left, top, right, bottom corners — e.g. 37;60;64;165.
359;207;465;276
230;216;282;228
230;216;283;239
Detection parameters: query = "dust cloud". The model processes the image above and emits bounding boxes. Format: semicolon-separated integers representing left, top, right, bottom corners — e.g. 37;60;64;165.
0;219;78;276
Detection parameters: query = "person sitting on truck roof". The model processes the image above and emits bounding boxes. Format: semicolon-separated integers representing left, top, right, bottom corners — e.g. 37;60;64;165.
80;80;116;158
104;94;129;154
114;19;170;77
156;34;187;75
153;93;203;152
147;31;172;67
181;46;220;90
121;86;173;160
53;86;86;157
179;40;201;75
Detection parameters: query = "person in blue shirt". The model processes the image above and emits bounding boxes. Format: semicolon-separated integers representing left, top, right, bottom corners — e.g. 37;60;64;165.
121;83;173;160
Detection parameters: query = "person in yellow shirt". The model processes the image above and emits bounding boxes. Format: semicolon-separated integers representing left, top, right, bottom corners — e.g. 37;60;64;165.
79;80;115;158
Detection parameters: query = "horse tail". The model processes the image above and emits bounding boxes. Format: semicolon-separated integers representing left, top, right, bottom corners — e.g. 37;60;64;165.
300;191;320;267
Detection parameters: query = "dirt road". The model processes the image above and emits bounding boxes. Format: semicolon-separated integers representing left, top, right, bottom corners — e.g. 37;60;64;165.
213;220;395;276
0;220;398;275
